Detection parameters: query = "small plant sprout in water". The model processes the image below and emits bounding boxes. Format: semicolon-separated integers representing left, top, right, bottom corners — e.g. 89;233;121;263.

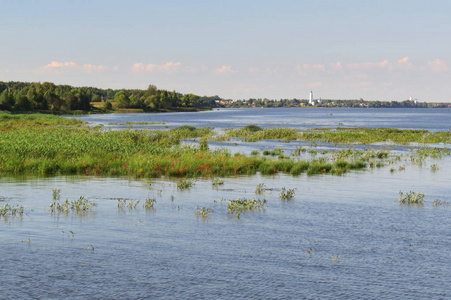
195;206;212;219
433;199;450;207
177;178;196;190
305;248;315;255
128;200;140;210
227;197;267;218
212;178;224;187
280;187;296;200
0;203;26;219
398;191;425;204
53;188;61;201
430;164;440;172
144;197;156;210
255;183;265;195
332;255;341;264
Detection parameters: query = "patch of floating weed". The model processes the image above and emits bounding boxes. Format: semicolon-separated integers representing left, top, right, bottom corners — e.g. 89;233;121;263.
433;199;450;207
332;255;341;264
0;203;25;220
280;187;296;200
399;191;424;204
144;197;156;210
177;178;195;190
255;183;265;195
212;178;224;186
50;196;97;214
305;248;315;255
195;206;212;219
227;197;267;218
430;164;440;172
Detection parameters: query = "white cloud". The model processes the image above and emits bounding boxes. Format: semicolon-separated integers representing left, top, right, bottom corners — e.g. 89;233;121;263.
216;65;234;74
398;57;413;69
132;61;182;73
346;60;392;70
44;61;77;69
308;81;322;88
427;59;447;72
83;64;106;73
331;61;343;70
296;64;325;72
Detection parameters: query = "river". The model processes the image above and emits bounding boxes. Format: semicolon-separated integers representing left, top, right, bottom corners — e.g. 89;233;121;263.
1;108;450;299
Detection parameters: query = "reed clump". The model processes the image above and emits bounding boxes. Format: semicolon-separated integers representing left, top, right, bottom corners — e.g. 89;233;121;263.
195;206;212;219
227;197;267;218
280;187;296;200
398;191;425;204
177;178;196;190
0;203;25;219
255;183;265;195
144;197;156;210
50;196;97;214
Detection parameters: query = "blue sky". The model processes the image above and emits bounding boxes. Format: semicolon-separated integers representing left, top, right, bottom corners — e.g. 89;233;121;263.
1;0;451;101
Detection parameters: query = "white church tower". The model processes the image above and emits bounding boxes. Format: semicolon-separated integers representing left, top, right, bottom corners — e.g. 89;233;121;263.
309;91;314;105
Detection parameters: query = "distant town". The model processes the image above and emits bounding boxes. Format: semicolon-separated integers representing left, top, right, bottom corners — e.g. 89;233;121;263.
220;91;450;108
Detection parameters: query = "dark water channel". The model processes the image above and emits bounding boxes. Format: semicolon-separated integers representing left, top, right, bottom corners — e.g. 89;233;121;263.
1;108;450;299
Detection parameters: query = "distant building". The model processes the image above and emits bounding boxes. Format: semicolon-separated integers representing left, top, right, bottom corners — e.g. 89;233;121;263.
220;99;233;105
318;97;322;105
309;91;314;105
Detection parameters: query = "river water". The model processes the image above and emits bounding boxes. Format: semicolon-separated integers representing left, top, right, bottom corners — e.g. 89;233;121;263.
1;108;450;299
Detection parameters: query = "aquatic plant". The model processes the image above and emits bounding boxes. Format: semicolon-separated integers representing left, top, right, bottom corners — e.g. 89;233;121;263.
280;187;296;200
144;197;156;210
332;255;341;264
244;124;263;132
195;206;212;219
53;188;61;201
50;196;97;214
128;200;140;210
212;178;224;186
433;199;450;207
177;178;195;190
398;191;425;204
430;164;440;172
0;203;25;219
227;197;267;218
255;183;265;195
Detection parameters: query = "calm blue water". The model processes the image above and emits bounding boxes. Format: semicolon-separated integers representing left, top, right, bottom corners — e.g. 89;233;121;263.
78;107;451;131
1;108;450;299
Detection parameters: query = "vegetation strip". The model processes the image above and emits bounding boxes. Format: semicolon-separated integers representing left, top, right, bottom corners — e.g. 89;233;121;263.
0;114;449;178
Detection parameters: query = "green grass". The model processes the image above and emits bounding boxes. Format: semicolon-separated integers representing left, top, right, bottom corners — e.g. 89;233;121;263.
216;126;451;145
2;113;447;179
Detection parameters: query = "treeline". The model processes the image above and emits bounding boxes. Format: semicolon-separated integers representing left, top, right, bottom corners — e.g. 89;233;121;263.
228;98;450;108
0;81;221;112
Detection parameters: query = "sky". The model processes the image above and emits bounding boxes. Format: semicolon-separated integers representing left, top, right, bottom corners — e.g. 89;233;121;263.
1;0;451;102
